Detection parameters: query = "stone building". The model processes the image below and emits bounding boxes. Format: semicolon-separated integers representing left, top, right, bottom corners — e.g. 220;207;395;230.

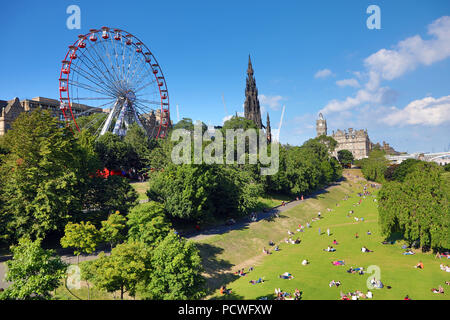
244;55;263;129
315;113;371;160
243;55;272;142
0;96;103;135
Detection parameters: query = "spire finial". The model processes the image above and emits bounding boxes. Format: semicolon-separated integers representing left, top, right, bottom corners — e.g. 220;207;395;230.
247;54;253;75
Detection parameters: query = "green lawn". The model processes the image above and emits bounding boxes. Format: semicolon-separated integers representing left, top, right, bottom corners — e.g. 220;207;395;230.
202;170;449;300
130;182;149;201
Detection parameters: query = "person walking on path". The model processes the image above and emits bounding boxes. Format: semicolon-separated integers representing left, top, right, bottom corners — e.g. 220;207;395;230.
327;228;330;236
319;228;321;236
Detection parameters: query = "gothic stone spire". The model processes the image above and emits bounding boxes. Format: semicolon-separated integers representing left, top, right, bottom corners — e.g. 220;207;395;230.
266;112;272;143
244;55;262;128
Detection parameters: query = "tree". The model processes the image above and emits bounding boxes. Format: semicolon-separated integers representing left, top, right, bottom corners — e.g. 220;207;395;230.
0;237;67;300
60;221;101;264
127;202;171;246
95;132;139;172
138;232;205;300
360;149;388;182
378;162;449;250
0;110;92;242
100;212;127;250
81;241;152;299
388;158;421;182
337;149;354;167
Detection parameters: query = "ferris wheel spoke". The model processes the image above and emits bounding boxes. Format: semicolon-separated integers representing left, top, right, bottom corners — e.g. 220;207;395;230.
101;38;124;89
70;63;117;97
129;57;148;86
132;64;153;88
69;79;116;98
75;52;120;95
125;47;139;85
89;41;123;90
134;98;161;106
82;44;121;93
134;79;158;93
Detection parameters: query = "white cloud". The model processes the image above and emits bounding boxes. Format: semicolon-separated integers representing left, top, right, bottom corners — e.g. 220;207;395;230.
314;68;333;79
365;16;450;80
321;16;450;115
336;78;360;88
382;95;450;126
259;94;284;110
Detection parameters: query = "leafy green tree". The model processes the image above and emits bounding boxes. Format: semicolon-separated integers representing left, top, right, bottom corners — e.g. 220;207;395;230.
95;132;139;171
360;149;388;182
221;116;258;131
0;110;92;242
100;212;127;250
337;149;354;166
127;202;171;246
83;175;139;222
138;232;205;300
378;162;449;250
61;221;101;264
74;113;108;135
0;237;67;300
389;158;422;182
316;134;338;153
81;241;152;299
124;123;151;169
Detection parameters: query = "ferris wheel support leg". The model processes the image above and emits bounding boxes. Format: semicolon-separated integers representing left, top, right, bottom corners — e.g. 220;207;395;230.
100;100;120;135
112;104;127;136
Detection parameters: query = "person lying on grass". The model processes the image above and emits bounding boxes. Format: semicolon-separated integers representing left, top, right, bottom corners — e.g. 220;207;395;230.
403;249;415;255
324;246;336;252
332;260;345;266
431;286;444;294
249;277;264;285
279;272;294;280
361;246;373;252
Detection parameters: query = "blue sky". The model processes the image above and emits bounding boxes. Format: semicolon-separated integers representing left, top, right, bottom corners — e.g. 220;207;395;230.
1;0;449;153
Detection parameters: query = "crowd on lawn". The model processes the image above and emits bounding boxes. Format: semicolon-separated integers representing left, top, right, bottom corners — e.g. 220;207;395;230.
219;184;448;300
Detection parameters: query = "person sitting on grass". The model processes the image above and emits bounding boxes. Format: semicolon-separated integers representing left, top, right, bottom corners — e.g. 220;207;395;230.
333;239;339;245
269;240;275;246
220;286;231;295
302;259;309;265
294;289;302;300
262;247;271;255
414;261;424;269
274;245;280;251
367;230;372;235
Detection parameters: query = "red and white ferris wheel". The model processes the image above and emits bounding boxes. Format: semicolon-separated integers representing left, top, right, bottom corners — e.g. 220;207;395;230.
58;27;170;138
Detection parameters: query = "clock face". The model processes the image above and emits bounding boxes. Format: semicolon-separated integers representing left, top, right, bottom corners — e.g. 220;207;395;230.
319;123;323;126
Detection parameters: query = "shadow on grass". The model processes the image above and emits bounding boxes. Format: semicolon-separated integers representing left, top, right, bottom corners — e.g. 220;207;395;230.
196;242;240;296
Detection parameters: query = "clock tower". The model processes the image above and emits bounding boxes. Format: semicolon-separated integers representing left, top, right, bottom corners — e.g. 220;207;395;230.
316;113;327;137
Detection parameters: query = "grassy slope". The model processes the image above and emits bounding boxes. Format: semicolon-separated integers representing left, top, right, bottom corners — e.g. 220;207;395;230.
202;169;449;300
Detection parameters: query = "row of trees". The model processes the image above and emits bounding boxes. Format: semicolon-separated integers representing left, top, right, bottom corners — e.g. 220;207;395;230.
1;202;205;300
145;117;343;223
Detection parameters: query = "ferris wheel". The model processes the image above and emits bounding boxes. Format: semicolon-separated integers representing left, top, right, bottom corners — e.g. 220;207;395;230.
58;27;170;138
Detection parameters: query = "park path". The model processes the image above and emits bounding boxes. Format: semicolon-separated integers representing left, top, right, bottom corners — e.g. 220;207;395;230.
184;181;342;242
